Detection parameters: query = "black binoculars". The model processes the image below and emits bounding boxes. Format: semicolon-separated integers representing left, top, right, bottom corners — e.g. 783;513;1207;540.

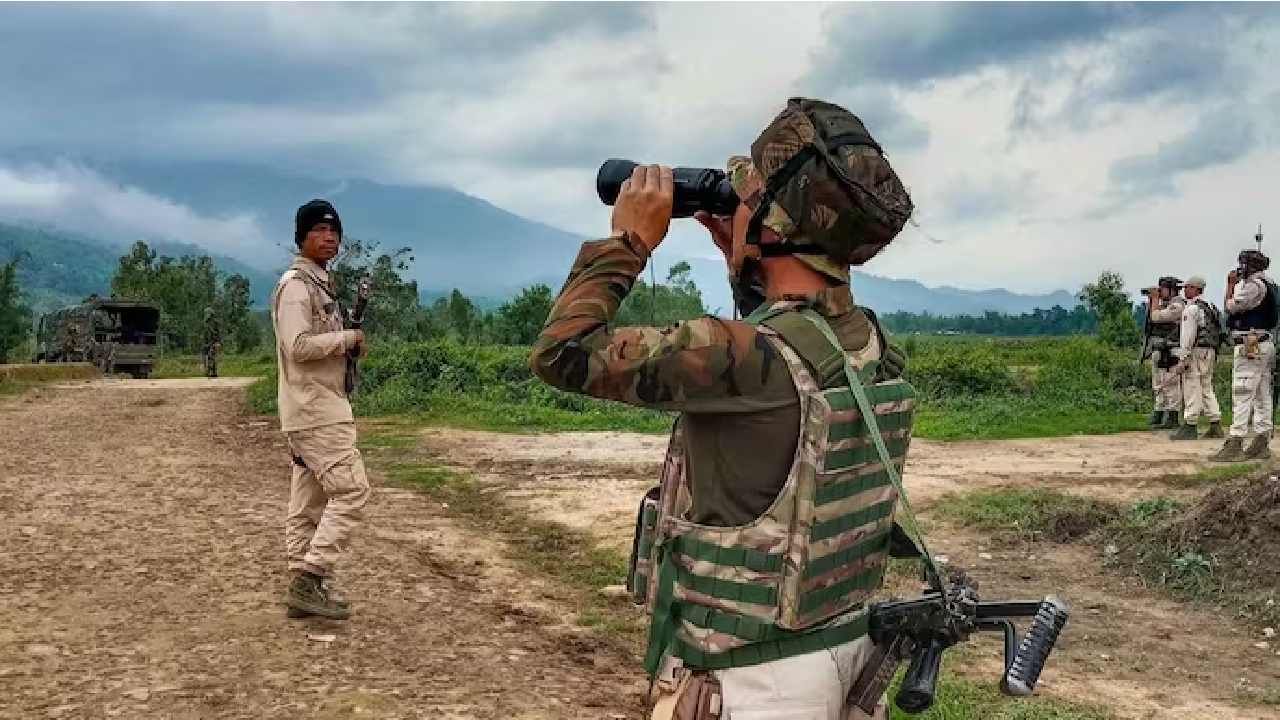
596;158;739;218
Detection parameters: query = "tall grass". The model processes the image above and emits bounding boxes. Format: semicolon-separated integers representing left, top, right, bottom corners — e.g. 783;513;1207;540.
242;335;1212;440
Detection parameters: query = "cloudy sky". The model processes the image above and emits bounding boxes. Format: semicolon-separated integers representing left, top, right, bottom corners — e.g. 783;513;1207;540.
1;2;1278;297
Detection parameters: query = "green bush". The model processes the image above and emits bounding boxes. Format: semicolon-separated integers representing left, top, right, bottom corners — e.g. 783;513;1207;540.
906;344;1013;397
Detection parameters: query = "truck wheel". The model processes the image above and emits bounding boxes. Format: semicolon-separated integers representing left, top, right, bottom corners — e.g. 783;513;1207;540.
130;367;152;380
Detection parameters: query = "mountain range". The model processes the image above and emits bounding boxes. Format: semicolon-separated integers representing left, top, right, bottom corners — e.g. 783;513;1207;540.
1;158;1081;316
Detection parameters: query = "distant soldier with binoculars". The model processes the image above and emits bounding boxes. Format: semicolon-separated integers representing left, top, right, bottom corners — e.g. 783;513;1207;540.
1141;276;1186;429
1210;249;1279;461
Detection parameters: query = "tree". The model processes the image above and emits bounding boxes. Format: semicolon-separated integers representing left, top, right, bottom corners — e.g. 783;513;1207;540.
616;261;707;326
1079;270;1139;348
109;241;254;352
329;237;431;341
495;284;553;345
0;258;34;363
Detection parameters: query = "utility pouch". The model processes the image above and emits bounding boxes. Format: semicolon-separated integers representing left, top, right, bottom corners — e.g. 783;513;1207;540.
1247;331;1261;359
628;485;662;605
651;671;723;720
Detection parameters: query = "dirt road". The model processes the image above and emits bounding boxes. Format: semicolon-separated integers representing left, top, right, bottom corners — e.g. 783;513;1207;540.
3;379;1277;719
0;380;643;720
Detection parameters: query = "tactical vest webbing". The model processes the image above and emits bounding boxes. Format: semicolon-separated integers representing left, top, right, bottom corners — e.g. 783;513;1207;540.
1228;278;1279;332
1150;298;1183;345
1192;299;1222;348
634;305;916;675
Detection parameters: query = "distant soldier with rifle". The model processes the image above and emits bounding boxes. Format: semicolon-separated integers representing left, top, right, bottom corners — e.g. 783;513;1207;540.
270;199;370;620
1142;276;1186;429
532;99;1068;719
1211;246;1278;461
202;306;221;378
1169;276;1223;440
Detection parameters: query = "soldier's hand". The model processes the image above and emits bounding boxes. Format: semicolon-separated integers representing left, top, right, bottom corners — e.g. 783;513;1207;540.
611;164;673;253
694;211;734;261
352;329;368;358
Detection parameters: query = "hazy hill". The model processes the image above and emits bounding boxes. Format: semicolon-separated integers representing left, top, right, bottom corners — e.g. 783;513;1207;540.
0;221;276;313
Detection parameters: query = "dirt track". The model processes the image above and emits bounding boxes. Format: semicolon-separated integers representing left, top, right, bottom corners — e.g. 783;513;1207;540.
0;379;643;719
3;379;1277;720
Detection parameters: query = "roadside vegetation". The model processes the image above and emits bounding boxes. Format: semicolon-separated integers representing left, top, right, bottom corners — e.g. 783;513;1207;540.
936;480;1280;628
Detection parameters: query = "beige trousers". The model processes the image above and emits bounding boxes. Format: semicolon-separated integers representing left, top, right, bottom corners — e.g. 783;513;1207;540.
652;637;888;720
1229;340;1276;438
1180;348;1222;423
285;422;370;577
1151;358;1183;411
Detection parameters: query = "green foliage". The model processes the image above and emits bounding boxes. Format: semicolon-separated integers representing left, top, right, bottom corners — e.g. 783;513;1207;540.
110;241;255;352
906;344;1013;397
1126;497;1182;526
936;488;1119;541
493;284;553;345
0;258;34;363
153;351;275;379
888;668;1113;720
616;261;707;326
1078;271;1140;349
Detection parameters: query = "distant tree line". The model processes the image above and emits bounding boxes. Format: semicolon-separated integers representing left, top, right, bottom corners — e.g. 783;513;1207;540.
0;258;34;363
881;304;1098;336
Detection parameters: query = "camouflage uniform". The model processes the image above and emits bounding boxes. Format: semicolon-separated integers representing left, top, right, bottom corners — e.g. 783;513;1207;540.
202;307;221;379
531;234;890;720
532;99;917;719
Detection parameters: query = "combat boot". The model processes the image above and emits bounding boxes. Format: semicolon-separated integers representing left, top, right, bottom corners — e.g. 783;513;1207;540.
1170;423;1199;441
286;582;350;618
1209;437;1246;462
1159;411;1181;429
1244;435;1272;460
284;573;350;620
1148;411;1163;428
1205;421;1225;439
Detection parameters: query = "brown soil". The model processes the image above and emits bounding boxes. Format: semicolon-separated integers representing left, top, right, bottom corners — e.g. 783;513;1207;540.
0;380;645;719
420;428;1280;720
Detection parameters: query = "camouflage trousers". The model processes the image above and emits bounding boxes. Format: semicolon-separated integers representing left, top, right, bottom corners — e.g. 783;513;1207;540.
650;637;887;720
1228;339;1275;438
1151;358;1183;412
285;422;371;578
1180;348;1221;424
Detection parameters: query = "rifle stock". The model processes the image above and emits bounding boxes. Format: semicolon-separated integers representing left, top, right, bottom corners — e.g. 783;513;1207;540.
849;578;1070;715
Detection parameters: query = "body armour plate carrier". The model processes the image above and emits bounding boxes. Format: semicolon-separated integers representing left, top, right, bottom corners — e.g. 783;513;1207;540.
1228;278;1279;332
630;305;916;674
1193;299;1223;348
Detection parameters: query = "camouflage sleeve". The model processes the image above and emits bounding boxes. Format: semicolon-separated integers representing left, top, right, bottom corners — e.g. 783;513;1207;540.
530;234;796;413
1150;299;1184;323
1227;277;1265;314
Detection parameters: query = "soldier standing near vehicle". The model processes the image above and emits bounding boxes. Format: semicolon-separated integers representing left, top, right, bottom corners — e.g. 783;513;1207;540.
202;306;221;378
1170;276;1223;440
1145;278;1186;429
271;199;370;619
1211;250;1278;461
532;99;916;720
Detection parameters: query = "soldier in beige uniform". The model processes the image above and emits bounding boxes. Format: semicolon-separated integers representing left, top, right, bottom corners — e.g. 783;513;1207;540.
271;199;371;619
1211;250;1277;461
1169;276;1223;440
1145;278;1186;429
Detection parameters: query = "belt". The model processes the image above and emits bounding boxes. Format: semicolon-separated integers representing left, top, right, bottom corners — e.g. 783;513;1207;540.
1231;332;1272;345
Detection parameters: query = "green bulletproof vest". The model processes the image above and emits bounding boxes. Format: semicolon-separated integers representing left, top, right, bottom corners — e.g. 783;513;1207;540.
632;304;916;675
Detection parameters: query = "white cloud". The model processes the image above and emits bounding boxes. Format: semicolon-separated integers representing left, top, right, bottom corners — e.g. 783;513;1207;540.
0;162;268;260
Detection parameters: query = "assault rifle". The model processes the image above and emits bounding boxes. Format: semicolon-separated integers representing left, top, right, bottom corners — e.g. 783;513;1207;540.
344;276;372;397
849;571;1070;715
1138;286;1156;367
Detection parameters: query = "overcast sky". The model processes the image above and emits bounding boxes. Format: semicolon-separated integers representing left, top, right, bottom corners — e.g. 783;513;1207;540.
1;2;1278;297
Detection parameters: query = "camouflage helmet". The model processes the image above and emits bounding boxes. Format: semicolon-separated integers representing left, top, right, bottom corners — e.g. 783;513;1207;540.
727;97;914;284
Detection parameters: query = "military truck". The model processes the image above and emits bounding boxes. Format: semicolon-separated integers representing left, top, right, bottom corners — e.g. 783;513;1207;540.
35;298;160;378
